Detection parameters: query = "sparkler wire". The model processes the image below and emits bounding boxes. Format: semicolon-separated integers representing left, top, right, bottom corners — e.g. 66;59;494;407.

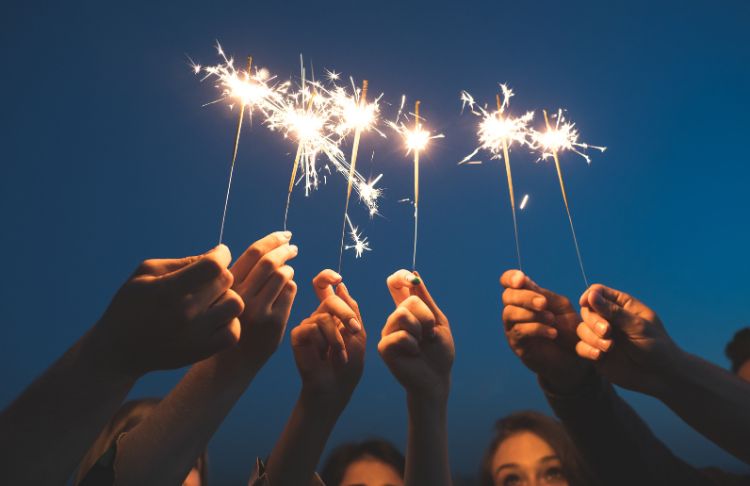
283;93;316;231
543;109;589;287
412;101;420;271
497;94;523;270
337;80;368;274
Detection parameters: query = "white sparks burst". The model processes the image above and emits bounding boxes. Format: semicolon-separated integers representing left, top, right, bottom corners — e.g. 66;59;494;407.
329;78;385;138
344;214;371;258
459;84;534;164
531;108;607;164
386;95;444;156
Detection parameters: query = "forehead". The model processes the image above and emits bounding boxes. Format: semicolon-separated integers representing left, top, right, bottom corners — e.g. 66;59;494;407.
738;360;750;382
341;457;404;486
492;431;557;469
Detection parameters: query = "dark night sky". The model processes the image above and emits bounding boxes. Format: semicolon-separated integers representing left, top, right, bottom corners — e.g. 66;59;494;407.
1;0;749;482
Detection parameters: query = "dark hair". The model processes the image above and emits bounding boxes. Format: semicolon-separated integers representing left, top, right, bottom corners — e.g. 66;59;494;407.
479;411;595;486
320;438;405;486
726;327;750;373
74;398;208;485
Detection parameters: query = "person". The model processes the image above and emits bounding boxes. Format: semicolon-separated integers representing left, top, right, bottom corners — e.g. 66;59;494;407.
378;270;455;486
76;231;299;485
500;269;750;486
320;439;405;486
75;399;207;486
479;411;596;486
725;327;750;381
0;244;245;485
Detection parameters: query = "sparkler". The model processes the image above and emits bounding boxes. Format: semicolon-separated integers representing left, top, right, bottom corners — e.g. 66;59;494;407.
192;43;288;244
344;213;371;258
335;79;379;274
460;85;534;269
387;97;444;270
532;109;606;287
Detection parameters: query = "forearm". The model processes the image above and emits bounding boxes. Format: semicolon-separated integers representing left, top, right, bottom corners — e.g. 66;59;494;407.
405;393;451;486
654;349;750;464
115;349;262;485
265;390;345;486
0;331;136;484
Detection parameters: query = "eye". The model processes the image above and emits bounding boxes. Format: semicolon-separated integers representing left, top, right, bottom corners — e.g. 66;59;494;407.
502;474;522;486
543;466;566;483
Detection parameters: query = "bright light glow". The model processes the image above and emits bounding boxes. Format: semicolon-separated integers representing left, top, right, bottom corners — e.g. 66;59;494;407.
531;109;607;164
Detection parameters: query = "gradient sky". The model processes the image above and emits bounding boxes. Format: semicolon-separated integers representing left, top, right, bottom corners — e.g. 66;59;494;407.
2;0;749;482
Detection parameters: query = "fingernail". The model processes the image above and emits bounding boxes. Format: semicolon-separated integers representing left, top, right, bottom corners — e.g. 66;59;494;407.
348;318;361;333
533;297;546;309
591;348;601;359
596;322;608;335
404;272;421;285
331;271;343;281
281;231;292;240
289;245;299;255
547;328;558;338
599;339;612;351
339;348;348;363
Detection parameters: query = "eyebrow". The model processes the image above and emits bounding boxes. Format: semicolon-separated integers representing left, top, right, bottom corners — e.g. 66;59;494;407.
494;456;561;474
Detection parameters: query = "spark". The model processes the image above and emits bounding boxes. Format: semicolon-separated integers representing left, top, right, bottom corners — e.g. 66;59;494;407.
520;194;529;210
344;214;371;258
530;108;607;164
329;78;385;138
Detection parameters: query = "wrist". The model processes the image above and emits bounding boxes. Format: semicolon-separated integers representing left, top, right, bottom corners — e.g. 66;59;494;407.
299;387;350;419
539;361;597;395
649;345;693;400
79;323;142;383
406;380;450;412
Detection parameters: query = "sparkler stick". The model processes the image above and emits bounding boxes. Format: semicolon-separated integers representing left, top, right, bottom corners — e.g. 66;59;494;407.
543;109;588;287
283;92;316;230
218;56;252;244
337;80;368;274
497;94;523;270
413;100;420;271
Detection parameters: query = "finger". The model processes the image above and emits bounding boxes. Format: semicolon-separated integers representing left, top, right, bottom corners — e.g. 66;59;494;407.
383;306;422;340
576;340;602;360
317;295;361;334
188;267;235;312
291;320;329;358
401;294;437;339
378;330;420;358
255;265;295;305
581;307;611;338
335;283;362;323
579;287;592;307
312;269;343;301
576;321;612;352
196;289;245;331
271;281;298;317
231;231;292;281
242;244;299;295
410;272;448;325
500;270;571;313
386;269;420;305
506;322;558;345
201;318;242;357
502;288;548;311
162;245;232;294
502;306;555;330
499;269;527;289
315;313;348;363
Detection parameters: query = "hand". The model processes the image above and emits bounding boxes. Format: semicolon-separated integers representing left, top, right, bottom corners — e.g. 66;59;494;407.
576;284;680;394
230;231;299;366
378;270;454;402
92;245;244;377
500;269;592;392
291;270;366;407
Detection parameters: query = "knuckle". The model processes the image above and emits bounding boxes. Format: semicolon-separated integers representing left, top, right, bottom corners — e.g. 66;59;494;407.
258;255;276;273
246;246;263;264
137;259;157;274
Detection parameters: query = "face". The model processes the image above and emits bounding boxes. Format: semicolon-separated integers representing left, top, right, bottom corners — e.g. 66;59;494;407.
737;360;750;382
491;431;568;486
339;457;404;486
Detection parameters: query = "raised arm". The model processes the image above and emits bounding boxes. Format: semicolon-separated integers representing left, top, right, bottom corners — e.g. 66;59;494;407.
102;232;299;485
379;270;454;486
577;284;750;465
0;245;242;484
264;269;366;486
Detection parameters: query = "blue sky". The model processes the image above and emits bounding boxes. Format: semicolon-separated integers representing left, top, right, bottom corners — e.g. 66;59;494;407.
1;0;749;481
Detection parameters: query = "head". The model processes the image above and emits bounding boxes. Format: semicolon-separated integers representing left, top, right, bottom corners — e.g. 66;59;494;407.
320;439;405;486
75;398;208;486
480;411;594;486
726;327;750;382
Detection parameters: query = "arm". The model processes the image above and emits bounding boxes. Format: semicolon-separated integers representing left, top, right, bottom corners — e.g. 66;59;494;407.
379;270;454;486
0;245;242;485
109;233;299;485
577;284;750;464
265;270;365;486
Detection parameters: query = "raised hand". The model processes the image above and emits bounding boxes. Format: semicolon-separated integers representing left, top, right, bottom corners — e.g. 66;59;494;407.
92;244;244;377
500;269;591;391
291;269;365;405
576;284;679;394
379;270;454;401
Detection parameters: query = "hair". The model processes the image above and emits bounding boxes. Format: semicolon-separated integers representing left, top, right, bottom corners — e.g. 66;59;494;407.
320;438;405;486
479;411;595;486
74;398;208;485
725;327;750;373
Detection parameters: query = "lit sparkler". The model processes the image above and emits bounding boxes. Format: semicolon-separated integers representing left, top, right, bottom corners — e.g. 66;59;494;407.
387;97;444;270
460;84;534;269
192;42;288;244
532;109;606;287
